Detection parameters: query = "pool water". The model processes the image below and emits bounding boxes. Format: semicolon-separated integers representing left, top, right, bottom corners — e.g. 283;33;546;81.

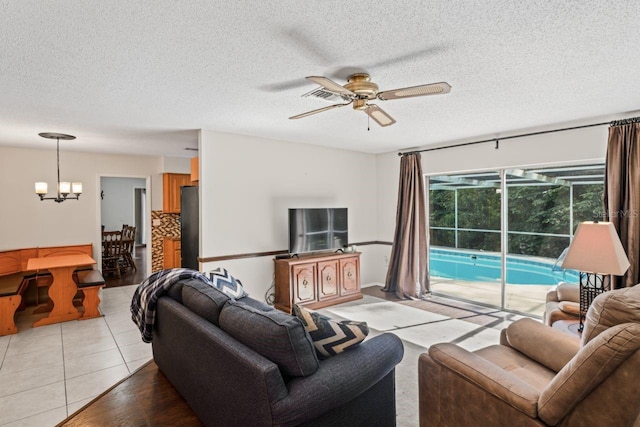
430;248;580;285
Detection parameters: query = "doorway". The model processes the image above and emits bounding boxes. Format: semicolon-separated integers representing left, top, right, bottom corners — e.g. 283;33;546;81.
100;176;150;286
134;187;146;245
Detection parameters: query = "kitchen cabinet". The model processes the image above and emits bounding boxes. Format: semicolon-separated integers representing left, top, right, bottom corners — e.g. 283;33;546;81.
163;173;191;213
163;237;181;269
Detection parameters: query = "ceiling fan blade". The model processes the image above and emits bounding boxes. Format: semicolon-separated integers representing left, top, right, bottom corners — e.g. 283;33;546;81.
365;104;396;127
377;82;451;101
306;76;355;96
289;102;351;120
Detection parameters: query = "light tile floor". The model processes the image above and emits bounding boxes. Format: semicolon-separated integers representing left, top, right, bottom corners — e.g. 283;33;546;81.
0;284;533;427
0;285;151;427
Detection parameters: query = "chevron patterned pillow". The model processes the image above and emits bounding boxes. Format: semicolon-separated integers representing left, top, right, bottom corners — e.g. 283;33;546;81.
209;268;248;299
292;304;369;359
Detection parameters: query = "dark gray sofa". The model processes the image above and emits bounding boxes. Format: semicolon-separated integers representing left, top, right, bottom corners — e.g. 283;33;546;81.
152;279;404;427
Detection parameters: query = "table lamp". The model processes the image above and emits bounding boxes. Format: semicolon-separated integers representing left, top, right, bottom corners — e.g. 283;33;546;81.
561;221;630;331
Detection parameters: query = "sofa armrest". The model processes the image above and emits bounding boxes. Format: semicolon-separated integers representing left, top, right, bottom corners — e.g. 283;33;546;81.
545;287;560;303
505;318;580;372
427;343;540;418
271;333;403;426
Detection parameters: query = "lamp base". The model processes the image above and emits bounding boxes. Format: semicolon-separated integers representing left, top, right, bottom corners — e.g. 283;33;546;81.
578;272;609;331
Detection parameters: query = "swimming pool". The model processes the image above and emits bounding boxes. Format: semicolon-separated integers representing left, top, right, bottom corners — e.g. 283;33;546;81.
429;248;580;285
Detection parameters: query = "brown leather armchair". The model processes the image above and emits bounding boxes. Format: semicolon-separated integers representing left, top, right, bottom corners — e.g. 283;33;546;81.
543;282;580;326
419;285;640;427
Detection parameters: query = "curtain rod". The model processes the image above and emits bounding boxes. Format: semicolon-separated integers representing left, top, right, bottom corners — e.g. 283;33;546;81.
397;116;640;156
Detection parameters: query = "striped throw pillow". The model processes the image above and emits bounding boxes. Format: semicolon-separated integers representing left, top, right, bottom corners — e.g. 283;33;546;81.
292;304;369;359
209;267;248;299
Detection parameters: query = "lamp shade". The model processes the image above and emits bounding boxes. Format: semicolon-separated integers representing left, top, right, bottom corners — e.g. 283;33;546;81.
35;182;48;195
72;182;82;194
561;221;630;275
59;182;71;194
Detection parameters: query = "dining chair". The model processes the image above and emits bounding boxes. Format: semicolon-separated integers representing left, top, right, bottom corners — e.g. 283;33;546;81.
121;225;137;272
102;231;123;278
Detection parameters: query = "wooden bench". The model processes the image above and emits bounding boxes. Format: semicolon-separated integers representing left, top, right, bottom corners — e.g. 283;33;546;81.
0;248;35;335
0;273;29;335
75;270;106;319
0;244;105;335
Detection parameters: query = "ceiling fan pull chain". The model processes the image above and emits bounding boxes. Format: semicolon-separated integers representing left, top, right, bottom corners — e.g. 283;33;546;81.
368;114;370;131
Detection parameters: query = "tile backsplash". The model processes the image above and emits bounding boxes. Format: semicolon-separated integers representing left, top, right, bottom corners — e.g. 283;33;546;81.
151;210;180;272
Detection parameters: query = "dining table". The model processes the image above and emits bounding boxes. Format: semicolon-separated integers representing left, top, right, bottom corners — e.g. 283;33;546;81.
26;253;95;327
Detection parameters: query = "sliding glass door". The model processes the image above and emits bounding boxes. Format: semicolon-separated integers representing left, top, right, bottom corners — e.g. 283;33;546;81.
429;172;502;307
428;164;604;316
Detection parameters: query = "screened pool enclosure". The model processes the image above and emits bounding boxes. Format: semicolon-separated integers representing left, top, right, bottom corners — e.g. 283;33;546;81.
428;164;604;316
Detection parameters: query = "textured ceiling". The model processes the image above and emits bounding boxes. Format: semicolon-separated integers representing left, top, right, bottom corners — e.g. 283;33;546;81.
1;1;639;157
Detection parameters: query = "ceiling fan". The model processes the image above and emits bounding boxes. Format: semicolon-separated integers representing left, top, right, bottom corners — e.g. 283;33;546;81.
289;73;451;127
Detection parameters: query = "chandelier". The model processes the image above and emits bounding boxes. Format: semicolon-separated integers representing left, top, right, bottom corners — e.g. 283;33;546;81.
35;132;82;202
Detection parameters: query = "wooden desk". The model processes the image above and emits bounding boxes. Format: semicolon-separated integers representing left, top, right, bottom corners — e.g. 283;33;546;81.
27;254;95;327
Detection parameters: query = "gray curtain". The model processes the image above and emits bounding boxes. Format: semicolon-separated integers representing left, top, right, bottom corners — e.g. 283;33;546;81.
383;153;429;298
603;120;640;288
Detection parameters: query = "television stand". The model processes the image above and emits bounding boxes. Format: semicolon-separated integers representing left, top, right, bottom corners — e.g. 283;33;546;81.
273;252;362;314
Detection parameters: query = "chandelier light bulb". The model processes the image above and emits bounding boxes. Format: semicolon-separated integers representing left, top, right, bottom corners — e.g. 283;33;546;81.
59;182;71;195
35;182;48;195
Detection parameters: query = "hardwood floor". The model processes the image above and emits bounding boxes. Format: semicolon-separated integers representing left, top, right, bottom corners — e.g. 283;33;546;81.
104;245;147;288
58;361;202;426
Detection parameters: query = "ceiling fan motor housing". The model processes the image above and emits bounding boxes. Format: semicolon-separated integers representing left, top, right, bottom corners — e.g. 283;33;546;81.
344;73;379;109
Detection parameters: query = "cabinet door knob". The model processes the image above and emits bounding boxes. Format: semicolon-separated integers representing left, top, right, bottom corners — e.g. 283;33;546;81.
326;276;331;282
347;271;353;278
302;279;308;287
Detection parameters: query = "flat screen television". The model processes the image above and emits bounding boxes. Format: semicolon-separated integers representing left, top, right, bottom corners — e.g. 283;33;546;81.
289;208;348;255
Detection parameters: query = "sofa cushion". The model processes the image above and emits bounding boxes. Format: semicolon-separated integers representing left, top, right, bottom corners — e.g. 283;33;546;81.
557;301;580;315
219;300;319;377
182;279;231;326
292;304;369;359
209;267;248;299
582;284;640;345
556;282;579;302
240;297;275;312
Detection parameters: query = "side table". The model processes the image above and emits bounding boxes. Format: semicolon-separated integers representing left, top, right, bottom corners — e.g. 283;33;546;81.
552;319;581;338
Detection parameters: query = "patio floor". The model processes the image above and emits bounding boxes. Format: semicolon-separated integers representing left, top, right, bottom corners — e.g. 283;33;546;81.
429;277;555;317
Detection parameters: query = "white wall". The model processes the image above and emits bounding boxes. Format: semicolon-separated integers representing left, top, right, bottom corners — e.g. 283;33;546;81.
420;125;608;176
162;156;191;174
0;146;166;273
100;177;146;231
199;130;378;298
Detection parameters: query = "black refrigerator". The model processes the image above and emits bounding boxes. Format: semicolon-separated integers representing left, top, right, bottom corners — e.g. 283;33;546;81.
180;186;199;270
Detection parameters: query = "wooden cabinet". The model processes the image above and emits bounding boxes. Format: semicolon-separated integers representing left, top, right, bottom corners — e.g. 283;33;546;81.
163;173;191;213
317;260;339;300
163;238;181;269
274;252;361;313
292;264;316;304
190;157;199;183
